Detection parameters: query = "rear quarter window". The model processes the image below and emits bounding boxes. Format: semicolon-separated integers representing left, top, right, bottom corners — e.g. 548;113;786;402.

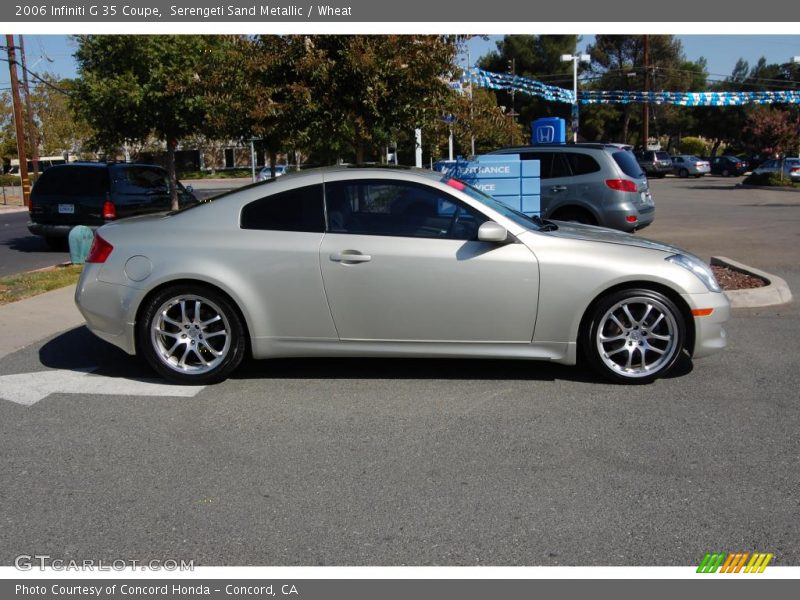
240;183;325;232
611;151;644;178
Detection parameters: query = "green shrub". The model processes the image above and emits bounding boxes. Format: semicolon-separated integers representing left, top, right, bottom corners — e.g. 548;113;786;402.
178;169;252;180
678;137;709;157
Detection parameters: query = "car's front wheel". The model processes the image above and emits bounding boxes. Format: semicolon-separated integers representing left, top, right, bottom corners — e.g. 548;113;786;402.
138;285;246;384
678;168;689;178
583;288;686;384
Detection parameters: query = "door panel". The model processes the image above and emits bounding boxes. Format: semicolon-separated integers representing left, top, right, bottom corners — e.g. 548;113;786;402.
319;234;539;342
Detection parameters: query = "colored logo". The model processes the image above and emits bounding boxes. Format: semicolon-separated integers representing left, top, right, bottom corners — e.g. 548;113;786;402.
697;552;773;573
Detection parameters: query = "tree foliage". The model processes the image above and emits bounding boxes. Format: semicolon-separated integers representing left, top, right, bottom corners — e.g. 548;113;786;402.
479;35;578;137
30;76;92;156
72;35;233;209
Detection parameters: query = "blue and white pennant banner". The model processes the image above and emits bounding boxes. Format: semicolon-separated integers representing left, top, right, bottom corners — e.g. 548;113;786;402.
466;68;800;106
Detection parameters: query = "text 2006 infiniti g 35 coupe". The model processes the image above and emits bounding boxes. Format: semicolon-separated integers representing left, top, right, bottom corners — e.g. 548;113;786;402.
75;166;729;385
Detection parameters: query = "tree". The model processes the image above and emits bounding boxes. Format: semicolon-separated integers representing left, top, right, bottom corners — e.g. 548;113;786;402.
585;35;702;145
29;76;92;156
478;35;578;135
743;107;800;158
72;35;233;210
305;35;460;163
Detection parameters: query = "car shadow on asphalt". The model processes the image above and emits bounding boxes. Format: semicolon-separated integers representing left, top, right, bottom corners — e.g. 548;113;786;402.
38;326;155;380
37;326;694;386
2;234;64;254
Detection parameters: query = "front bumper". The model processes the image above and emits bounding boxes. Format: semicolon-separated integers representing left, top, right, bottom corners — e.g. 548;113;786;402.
683;290;731;359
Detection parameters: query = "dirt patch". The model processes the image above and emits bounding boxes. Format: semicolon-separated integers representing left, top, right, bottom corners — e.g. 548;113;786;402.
711;264;767;290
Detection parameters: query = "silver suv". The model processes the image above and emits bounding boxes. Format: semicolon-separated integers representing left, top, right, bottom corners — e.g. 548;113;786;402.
488;143;654;232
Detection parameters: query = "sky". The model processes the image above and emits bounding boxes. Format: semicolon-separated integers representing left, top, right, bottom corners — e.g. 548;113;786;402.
466;35;800;81
3;34;800;92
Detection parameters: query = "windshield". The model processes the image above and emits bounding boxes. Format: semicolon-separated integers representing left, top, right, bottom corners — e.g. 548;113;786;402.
444;177;545;231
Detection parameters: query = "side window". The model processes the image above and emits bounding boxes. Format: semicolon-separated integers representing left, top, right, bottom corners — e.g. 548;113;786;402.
565;153;601;176
113;167;170;195
240;183;325;232
550;152;572;178
325;180;487;240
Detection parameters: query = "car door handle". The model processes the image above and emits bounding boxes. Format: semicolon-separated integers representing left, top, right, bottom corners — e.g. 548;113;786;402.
550;185;568;192
330;251;372;263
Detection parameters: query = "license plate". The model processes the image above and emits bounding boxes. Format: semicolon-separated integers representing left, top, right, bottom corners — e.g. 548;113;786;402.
58;204;75;214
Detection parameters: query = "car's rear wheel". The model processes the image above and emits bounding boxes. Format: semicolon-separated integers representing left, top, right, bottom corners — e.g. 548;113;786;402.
583;288;686;384
138;285;246;384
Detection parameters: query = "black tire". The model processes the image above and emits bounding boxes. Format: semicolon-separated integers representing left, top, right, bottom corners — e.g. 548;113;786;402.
679;168;689;178
137;284;246;384
721;168;730;177
582;288;686;384
657;173;667;178
551;208;597;226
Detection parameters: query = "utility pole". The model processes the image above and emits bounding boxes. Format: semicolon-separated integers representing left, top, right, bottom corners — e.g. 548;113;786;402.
19;35;40;178
642;34;650;150
507;58;519;145
467;50;475;157
6;35;31;208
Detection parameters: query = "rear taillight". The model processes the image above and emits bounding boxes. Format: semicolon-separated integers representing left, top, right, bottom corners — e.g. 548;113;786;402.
86;234;113;263
102;194;117;220
626;215;638;223
605;179;638;193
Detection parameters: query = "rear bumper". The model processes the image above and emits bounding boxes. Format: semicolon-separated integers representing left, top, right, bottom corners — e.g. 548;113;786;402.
28;222;100;238
75;265;140;355
604;203;655;232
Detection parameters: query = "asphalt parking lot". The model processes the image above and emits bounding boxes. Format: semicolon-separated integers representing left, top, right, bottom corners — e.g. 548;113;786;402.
1;175;798;566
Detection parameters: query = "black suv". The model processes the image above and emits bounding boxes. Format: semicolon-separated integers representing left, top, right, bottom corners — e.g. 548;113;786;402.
28;162;197;248
635;150;673;178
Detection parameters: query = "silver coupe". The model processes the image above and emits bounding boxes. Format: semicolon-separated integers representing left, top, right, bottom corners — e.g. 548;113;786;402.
75;166;729;385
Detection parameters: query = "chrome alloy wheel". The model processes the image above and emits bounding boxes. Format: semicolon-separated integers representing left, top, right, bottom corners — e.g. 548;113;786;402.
150;294;231;375
595;295;679;379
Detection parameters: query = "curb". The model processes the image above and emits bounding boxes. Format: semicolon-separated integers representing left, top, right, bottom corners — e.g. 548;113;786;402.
735;184;800;193
711;256;793;308
0;205;28;213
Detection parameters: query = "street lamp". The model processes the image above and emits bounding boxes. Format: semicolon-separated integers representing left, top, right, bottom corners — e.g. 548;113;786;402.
561;53;591;143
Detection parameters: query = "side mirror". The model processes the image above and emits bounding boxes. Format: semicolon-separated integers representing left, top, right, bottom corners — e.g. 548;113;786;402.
477;221;508;243
184;185;193;193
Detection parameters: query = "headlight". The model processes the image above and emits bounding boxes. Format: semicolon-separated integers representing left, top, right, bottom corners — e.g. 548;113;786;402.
666;254;721;293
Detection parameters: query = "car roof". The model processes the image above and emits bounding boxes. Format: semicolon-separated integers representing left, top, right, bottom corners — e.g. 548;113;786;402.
490;143;628;152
